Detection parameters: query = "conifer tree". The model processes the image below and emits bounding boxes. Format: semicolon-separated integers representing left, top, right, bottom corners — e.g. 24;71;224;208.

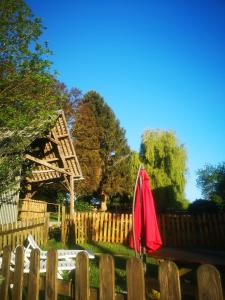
72;91;131;209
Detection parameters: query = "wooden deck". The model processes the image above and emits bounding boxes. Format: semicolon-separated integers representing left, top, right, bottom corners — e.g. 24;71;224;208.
151;247;225;266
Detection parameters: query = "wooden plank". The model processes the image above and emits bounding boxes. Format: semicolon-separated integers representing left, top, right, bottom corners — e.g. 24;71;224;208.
99;255;115;300
120;214;124;244
99;213;104;242
124;214;128;243
75;252;89;300
103;213;107;242
45;249;58;300
28;249;40;300
159;260;181;300
0;246;11;300
25;154;73;176
197;264;224;300
95;213;100;242
126;257;145;300
61;206;66;243
111;214;116;243
13;246;24;300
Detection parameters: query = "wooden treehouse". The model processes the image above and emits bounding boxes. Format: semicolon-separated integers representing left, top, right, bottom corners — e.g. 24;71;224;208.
0;110;83;224
24;110;83;215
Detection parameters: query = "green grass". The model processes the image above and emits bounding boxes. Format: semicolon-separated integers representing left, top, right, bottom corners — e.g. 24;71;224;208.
44;239;159;294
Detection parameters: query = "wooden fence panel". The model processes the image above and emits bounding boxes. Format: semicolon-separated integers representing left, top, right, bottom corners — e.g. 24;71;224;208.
1;248;225;299
0;216;48;251
18;199;47;220
63;212;225;249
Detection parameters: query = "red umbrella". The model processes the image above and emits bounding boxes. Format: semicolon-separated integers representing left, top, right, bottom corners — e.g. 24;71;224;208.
130;166;162;256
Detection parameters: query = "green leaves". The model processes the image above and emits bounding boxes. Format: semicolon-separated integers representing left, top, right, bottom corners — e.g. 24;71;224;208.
0;1;66;193
140;130;187;212
197;162;225;205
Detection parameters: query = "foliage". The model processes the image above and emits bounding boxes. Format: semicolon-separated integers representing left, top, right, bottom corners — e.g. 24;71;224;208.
188;199;220;213
72;91;132;203
127;151;142;194
140;130;187;212
0;0;67;193
196;162;225;208
74;199;93;212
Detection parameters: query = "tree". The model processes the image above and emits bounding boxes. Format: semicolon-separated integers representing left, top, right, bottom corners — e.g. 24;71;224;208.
0;0;63;129
0;0;66;193
140;130;187;212
196;162;225;209
72;91;131;210
188;199;219;213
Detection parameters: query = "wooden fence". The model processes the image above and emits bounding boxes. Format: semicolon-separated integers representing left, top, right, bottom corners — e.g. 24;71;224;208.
0;246;224;300
0;216;49;251
18;199;47;220
62;211;225;248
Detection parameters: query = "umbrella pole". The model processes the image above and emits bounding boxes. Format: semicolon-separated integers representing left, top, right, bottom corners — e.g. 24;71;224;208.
132;165;143;258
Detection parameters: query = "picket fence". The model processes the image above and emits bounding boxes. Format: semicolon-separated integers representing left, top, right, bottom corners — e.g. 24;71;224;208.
62;211;225;248
0;246;224;300
18;199;47;220
0;216;49;251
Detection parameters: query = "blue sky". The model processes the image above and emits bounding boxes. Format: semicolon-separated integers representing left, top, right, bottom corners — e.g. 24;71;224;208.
27;0;225;201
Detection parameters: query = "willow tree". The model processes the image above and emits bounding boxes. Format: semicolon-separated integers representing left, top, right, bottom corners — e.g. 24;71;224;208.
72;91;131;210
140;130;187;211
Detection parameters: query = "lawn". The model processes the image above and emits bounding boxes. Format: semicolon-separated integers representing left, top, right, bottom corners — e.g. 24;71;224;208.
44;238;160;297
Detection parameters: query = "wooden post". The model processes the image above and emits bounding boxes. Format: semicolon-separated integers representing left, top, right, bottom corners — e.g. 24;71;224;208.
13;246;24;300
159;261;181;300
25;184;32;200
99;255;115;300
61;206;66;244
70;175;74;216
126;257;145;300
44;213;49;244
75;252;89;300
45;249;58;300
197;264;223;300
58;204;61;223
0;246;11;300
28;249;40;300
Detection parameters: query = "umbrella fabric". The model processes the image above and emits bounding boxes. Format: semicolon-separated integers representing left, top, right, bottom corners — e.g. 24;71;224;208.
130;168;162;253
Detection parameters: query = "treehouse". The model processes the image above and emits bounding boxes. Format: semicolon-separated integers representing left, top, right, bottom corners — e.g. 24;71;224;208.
0;110;83;224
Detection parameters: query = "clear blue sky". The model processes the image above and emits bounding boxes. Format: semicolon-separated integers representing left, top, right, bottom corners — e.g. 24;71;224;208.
27;0;225;202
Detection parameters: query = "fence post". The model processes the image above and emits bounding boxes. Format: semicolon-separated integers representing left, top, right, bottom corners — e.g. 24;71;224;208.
197;264;224;300
58;204;61;223
159;261;181;300
99;254;115;300
44;213;49;244
0;246;11;300
28;249;40;300
126;257;145;300
61;206;66;244
74;252;89;300
13;245;24;300
45;249;58;300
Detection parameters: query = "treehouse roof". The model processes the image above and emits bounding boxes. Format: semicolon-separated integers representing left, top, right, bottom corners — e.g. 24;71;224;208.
26;110;83;184
0;110;83;186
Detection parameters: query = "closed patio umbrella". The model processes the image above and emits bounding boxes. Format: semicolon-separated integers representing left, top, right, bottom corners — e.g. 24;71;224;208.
130;166;162;257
